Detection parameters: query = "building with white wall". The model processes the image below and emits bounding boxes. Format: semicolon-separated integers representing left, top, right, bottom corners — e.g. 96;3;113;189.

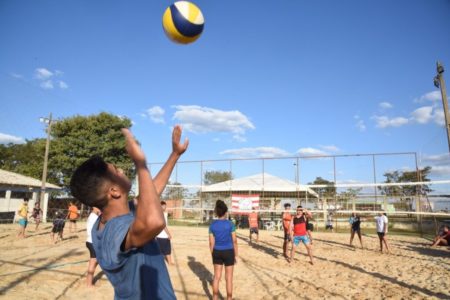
0;169;61;223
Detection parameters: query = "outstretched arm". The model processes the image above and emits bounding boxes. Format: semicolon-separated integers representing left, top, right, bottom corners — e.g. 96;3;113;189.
122;129;164;250
153;125;189;196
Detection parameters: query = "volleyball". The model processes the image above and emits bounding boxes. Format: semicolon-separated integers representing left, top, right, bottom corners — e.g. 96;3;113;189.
162;1;204;44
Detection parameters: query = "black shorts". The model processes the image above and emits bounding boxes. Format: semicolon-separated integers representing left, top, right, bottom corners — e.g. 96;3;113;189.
326;225;333;230
212;249;235;266
86;242;96;258
284;232;291;241
377;232;385;238
52;226;63;233
70;220;77;223
306;223;314;231
352;227;361;233
156;238;172;255
250;227;259;234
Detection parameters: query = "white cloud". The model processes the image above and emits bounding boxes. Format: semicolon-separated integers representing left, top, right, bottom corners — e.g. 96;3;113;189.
420;153;450;178
10;73;23;79
144;106;165;124
421;153;450;165
410;106;444;126
320;145;339;152
433;108;445;126
379;102;393;109
40;80;54;90
411;106;433;124
297;147;327;156
34;68;68;90
232;134;246;142
429;165;450;177
370;91;448;130
372;115;409;128
415;91;442;103
356;119;366;131
172;105;255;135
354;115;366;132
0;133;25;144
35;68;53;80
59;81;68;89
220;147;290;159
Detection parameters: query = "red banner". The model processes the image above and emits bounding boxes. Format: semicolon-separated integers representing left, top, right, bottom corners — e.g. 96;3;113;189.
231;194;259;213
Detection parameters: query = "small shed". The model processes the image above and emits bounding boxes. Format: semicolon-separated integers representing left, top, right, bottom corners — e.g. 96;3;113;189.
0;169;61;223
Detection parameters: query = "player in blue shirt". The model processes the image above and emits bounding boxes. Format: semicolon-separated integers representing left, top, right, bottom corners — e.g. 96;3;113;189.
70;125;188;299
209;200;238;300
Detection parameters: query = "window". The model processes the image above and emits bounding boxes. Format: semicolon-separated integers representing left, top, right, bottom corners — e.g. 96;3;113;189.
10;191;32;199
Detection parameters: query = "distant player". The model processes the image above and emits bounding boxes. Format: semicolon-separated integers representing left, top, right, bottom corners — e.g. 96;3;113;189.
31;202;43;231
209;200;238;300
16;198;29;238
349;212;364;248
156;201;174;265
375;212;390;253
281;203;292;257
51;211;65;243
289;206;314;265
66;201;79;233
86;207;100;287
248;210;259;243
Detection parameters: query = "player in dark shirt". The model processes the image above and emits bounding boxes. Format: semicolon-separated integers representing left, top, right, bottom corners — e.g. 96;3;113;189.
349;212;363;249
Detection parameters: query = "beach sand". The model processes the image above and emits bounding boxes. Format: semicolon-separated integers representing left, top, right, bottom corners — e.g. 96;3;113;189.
0;223;449;299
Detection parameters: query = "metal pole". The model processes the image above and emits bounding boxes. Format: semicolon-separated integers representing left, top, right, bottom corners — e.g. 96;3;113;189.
415;153;423;236
200;161;203;223
372;154;378;210
333;156;337;209
40;113;52;208
435;61;450;152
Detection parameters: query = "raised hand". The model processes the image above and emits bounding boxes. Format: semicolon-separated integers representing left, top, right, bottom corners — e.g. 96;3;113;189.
172;125;189;156
121;128;146;166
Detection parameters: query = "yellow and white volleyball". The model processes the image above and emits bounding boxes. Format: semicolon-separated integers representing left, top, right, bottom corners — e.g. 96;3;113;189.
162;1;204;44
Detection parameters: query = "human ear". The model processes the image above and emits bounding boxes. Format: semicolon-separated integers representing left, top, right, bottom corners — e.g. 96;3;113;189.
110;186;123;200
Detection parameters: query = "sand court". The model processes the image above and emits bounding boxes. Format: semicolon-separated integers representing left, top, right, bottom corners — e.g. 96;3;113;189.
0;223;449;299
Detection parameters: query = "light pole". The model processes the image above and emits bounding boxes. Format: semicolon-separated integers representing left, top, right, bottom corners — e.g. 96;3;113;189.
39;113;54;213
434;61;450;152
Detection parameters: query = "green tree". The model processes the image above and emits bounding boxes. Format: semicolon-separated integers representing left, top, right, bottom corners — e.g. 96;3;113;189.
1;113;132;187
162;181;188;200
50;112;133;187
203;170;233;185
309;177;336;198
339;187;363;210
378;167;432;196
0;139;51;182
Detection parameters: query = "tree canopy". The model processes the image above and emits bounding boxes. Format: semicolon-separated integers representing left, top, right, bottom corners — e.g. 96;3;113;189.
378;166;432;196
0;112;133;188
308;177;336;198
203;170;233;185
0;139;47;181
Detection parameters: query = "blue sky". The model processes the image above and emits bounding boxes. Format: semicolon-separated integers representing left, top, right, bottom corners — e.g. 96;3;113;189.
1;0;450;186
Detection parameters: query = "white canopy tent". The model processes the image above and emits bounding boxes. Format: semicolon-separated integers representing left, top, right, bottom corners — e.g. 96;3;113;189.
201;172;319;199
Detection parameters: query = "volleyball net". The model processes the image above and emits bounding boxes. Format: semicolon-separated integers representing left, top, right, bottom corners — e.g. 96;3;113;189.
161;179;450;238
